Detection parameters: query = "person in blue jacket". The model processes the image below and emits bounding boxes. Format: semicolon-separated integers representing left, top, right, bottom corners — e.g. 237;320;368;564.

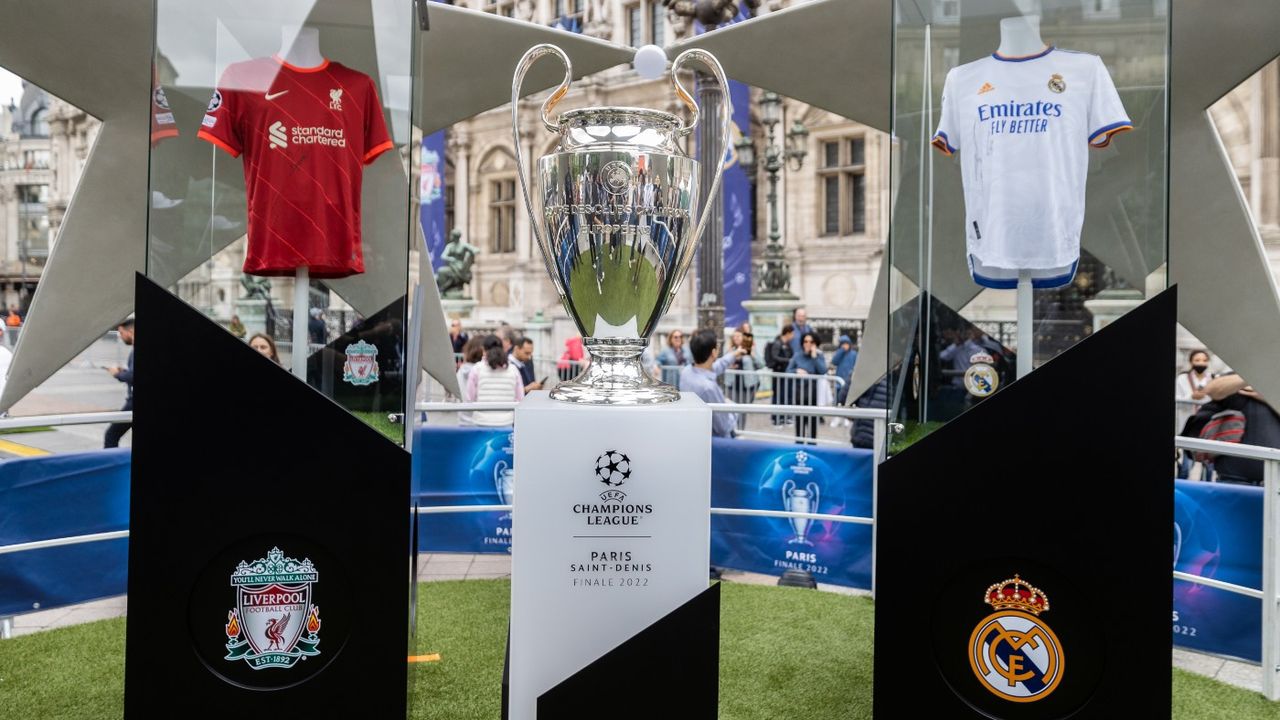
786;331;827;443
830;334;858;408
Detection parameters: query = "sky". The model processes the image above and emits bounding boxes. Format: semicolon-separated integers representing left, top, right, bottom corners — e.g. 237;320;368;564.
0;67;25;107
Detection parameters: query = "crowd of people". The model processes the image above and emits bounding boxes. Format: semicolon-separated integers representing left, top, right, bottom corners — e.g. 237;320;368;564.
445;308;861;442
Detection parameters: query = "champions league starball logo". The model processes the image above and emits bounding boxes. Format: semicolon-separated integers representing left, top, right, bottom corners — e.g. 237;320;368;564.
469;433;516;538
757;449;840;576
781;451;820;545
595;450;632;489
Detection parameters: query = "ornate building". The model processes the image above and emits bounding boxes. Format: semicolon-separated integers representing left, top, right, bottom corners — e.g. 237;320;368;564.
0;82;52;313
0;8;1276;360
444;0;889;353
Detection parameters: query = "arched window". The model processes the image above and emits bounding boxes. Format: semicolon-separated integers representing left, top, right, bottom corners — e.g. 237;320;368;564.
28;108;48;137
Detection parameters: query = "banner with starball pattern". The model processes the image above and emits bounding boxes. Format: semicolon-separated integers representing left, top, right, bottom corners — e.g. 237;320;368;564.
412;427;875;589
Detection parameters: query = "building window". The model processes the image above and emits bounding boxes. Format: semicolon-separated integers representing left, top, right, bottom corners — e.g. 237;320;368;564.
625;1;666;46
650;1;665;45
627;4;642;47
487;0;516;17
817;136;867;236
935;0;961;24
553;0;584;32
1082;0;1120;20
21;150;49;170
490;179;517;253
445;184;455;238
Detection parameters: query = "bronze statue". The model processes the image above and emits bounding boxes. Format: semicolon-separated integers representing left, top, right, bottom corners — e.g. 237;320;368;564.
436;229;479;299
240;274;272;301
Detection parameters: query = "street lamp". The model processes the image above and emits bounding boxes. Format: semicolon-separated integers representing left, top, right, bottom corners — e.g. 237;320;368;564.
737;91;807;299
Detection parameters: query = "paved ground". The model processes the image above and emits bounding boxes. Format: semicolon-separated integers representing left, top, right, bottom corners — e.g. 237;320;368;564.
1;552;1264;698
0;335;132;456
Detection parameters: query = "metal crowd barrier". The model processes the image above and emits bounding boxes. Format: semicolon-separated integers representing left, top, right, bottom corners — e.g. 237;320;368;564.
1173;436;1280;700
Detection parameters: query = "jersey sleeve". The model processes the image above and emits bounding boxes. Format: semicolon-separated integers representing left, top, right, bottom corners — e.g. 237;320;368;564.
196;68;243;158
362;77;393;165
1087;56;1132;149
931;70;959;156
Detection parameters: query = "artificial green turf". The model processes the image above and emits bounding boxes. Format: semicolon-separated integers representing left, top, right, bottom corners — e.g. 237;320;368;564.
1;580;1276;719
353;410;406;444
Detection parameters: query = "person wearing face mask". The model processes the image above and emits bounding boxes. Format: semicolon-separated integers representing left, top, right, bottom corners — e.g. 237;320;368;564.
1175;350;1214;478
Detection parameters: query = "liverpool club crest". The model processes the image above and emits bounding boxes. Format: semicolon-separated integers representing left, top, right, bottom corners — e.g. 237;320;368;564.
342;340;380;386
223;547;321;670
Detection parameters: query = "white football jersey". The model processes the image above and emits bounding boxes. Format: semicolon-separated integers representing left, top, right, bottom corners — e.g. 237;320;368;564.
932;47;1131;289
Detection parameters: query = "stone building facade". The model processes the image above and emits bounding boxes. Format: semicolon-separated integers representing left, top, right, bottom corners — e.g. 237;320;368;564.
0;7;1275;360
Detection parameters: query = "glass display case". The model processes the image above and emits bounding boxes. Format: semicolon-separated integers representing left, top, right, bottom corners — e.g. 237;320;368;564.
147;0;417;442
888;0;1169;432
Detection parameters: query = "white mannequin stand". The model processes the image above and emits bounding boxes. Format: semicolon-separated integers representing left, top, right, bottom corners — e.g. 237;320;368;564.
279;26;324;378
997;16;1047;379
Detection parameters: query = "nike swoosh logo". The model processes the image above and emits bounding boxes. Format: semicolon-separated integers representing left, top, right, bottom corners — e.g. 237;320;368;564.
265;91;289;101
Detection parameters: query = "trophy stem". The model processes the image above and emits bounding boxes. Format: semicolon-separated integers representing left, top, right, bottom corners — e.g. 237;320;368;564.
549;337;679;405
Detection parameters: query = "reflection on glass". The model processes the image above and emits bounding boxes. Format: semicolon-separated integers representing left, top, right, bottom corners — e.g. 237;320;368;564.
146;1;413;443
888;1;1168;436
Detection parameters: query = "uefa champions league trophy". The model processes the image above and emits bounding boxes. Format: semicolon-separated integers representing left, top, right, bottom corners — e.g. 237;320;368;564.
782;479;820;545
512;44;731;404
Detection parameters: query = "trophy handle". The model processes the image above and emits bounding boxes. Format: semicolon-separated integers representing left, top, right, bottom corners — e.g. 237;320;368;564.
512;44;573;296
668;48;733;284
782;479;795;508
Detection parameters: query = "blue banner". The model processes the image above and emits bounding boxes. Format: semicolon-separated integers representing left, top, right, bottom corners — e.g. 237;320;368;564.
709;437;874;588
0;449;131;615
419;130;448;271
696;11;754;328
414;426;514;554
413;427;875;588
1173;479;1263;661
722;80;753;328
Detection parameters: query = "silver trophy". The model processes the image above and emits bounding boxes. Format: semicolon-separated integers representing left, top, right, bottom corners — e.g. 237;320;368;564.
782;479;820;545
512;44;730;404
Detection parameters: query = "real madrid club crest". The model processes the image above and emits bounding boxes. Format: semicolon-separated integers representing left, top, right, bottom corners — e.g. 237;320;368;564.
223;547;322;670
964;352;999;398
342;339;380;386
969;575;1064;703
1048;73;1066;93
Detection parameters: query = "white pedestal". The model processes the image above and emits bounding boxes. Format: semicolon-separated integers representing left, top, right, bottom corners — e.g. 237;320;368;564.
234;297;269;337
509;392;712;720
440;296;478;319
1084;289;1145;332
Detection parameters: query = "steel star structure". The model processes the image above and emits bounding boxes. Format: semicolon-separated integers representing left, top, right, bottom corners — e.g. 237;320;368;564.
4;0;1277;408
0;0;630;409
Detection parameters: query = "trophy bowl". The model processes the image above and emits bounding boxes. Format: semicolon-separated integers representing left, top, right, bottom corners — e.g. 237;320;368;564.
512;44;730;405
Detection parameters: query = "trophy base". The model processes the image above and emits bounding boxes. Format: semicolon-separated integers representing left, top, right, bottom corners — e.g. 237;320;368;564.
549;337;679;405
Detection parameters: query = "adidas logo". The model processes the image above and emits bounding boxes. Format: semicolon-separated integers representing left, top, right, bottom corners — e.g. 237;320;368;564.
977;82;995;95
269;121;288;149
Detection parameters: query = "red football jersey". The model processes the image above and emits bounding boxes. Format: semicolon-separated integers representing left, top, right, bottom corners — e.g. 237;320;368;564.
197;56;393;278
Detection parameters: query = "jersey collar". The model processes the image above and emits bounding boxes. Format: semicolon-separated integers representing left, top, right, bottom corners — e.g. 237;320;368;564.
272;55;331;73
991;46;1055;62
